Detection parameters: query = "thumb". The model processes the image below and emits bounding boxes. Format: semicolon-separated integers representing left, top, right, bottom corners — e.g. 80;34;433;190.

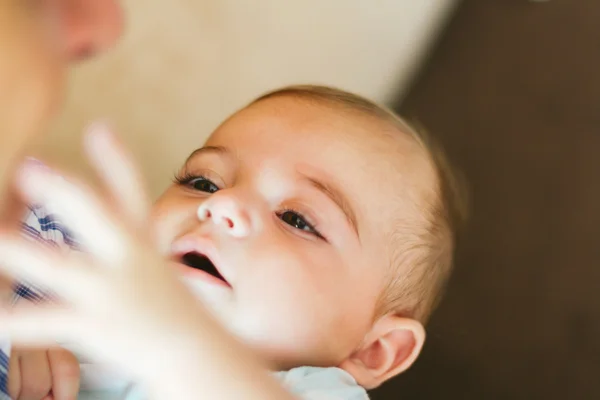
47;347;80;400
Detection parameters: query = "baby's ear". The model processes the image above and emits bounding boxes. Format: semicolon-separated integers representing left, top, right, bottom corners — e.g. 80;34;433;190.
338;315;425;389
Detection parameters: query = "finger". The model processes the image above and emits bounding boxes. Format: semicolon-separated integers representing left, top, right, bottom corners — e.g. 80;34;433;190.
0;308;80;347
15;162;125;263
0;183;27;232
7;350;21;399
0;236;65;292
18;349;52;400
84;122;149;226
47;348;80;400
0;236;89;300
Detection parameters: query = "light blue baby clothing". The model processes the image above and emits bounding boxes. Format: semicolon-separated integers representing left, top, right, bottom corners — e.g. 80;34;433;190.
75;366;369;400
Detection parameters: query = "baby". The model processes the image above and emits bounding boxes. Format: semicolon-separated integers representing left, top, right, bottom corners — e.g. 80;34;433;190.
6;85;465;399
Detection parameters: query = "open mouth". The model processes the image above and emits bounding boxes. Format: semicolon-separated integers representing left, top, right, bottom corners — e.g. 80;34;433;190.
180;252;229;285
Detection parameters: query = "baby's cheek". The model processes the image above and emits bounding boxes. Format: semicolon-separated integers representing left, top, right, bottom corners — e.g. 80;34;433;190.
237;282;338;363
233;306;324;367
149;204;186;254
148;219;171;255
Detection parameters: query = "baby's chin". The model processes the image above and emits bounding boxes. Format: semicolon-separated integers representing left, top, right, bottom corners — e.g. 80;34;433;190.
179;275;323;369
179;276;285;353
180;275;237;327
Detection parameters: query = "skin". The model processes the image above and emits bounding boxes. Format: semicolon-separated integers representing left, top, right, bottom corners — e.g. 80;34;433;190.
0;103;432;399
152;96;433;385
0;1;433;396
0;1;123;399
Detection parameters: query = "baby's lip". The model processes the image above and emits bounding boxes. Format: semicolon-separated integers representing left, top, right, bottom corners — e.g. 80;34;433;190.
170;235;232;287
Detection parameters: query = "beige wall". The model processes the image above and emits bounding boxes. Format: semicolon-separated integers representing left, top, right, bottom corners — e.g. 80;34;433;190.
35;0;457;197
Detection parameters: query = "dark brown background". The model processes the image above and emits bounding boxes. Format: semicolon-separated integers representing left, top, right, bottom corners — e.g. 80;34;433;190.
375;1;600;398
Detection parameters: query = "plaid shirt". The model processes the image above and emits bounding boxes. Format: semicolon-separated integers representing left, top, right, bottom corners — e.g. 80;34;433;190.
0;205;79;400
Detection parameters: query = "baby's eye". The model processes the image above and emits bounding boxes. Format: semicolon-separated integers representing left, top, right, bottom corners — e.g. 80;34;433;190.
174;173;221;193
189;178;219;193
278;210;323;239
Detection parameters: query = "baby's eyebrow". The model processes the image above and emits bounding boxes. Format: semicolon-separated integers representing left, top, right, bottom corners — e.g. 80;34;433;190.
303;175;359;237
186;145;229;162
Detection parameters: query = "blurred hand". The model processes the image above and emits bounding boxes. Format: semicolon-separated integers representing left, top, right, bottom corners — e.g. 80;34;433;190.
0;124;207;386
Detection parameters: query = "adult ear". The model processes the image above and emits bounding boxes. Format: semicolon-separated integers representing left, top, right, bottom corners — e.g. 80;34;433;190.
338;315;425;389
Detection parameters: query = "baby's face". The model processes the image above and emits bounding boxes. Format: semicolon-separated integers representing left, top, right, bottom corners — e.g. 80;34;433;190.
152;97;425;369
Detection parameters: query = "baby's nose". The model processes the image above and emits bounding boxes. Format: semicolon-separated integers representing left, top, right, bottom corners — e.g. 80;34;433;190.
197;197;251;238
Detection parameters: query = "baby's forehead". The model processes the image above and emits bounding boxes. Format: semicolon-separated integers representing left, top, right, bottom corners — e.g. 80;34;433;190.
211;95;436;218
221;96;417;155
266;97;424;171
